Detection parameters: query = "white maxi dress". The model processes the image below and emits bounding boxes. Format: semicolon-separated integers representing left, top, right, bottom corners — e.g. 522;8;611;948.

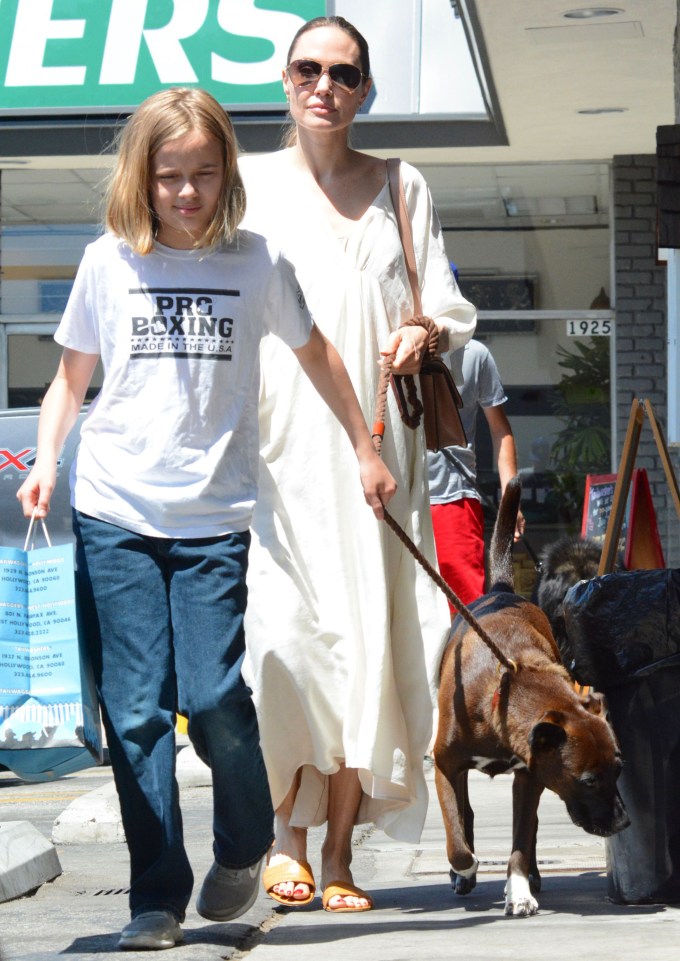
240;153;477;842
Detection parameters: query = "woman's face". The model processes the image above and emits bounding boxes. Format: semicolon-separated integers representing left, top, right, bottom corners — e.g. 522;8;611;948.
283;25;371;136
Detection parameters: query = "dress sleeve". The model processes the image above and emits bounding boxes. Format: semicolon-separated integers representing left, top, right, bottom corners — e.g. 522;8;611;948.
402;162;477;351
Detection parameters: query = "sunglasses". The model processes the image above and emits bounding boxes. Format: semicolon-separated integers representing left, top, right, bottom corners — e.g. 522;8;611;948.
287;59;366;91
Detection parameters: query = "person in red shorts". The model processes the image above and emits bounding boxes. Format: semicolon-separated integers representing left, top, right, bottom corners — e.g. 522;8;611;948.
428;339;525;610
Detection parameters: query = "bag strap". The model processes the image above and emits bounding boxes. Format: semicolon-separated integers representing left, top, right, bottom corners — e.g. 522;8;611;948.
387;158;422;316
23;508;52;551
386;158;428;434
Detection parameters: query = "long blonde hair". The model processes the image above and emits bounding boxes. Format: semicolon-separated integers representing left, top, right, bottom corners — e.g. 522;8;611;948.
105;87;245;254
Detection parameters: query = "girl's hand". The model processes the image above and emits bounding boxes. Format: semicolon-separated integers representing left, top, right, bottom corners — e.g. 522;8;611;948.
359;451;397;520
16;463;57;519
383;326;430;375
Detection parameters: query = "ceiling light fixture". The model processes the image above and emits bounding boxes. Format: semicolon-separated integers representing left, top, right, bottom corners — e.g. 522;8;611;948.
563;7;623;18
577;107;627;114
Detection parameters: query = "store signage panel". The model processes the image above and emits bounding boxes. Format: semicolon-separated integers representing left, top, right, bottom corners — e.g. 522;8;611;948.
0;0;324;113
0;0;489;122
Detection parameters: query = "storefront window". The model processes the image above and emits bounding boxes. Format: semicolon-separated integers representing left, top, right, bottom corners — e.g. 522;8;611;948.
433;161;613;582
6;332;102;408
1;223;97;316
0;167;105;407
468;331;612;548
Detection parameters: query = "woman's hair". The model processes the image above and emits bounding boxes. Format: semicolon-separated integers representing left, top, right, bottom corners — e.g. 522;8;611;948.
105;87;245;254
286;16;370;77
282;16;371;148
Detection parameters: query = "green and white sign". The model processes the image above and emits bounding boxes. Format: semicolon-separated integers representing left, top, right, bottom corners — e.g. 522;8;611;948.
0;0;325;114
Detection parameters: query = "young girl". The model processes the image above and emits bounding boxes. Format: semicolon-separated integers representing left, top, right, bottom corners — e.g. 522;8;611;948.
17;87;395;951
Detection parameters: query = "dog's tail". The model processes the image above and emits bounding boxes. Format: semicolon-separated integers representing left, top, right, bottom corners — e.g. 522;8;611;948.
488;475;522;593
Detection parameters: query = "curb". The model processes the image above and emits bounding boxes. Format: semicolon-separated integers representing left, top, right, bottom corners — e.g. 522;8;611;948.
0;742;213;904
51;743;212;845
52;779;125;844
0;821;62;903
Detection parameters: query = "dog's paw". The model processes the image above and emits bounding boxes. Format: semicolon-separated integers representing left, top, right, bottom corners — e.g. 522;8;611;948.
504;874;539;917
449;868;477;895
504;896;539;918
449;856;479;896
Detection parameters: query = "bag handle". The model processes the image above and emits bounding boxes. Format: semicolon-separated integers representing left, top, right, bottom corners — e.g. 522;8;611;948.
387;158;431;433
387;160;438;357
23;508;53;551
387;158;422;316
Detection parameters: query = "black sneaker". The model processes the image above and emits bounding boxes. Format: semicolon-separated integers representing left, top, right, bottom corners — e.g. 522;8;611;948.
196;857;263;922
118;910;183;950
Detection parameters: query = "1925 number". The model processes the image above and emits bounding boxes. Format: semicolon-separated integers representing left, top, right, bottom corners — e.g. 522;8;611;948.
566;318;613;337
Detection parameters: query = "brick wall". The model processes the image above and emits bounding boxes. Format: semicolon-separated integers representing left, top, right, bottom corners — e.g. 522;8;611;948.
613;154;680;566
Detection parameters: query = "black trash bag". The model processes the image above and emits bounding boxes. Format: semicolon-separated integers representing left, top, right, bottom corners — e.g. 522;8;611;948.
563;569;680;689
563;569;680;905
602;668;680;904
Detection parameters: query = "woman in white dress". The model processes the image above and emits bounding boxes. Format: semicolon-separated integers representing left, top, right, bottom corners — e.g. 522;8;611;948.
240;15;477;912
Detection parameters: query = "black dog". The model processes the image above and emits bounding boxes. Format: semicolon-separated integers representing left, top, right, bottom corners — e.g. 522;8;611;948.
533;536;601;674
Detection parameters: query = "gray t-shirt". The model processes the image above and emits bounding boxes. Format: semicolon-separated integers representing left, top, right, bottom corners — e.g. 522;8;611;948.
427;339;507;504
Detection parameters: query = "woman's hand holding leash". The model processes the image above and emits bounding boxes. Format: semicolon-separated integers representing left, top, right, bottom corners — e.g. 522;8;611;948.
357;446;397;520
384;326;430;375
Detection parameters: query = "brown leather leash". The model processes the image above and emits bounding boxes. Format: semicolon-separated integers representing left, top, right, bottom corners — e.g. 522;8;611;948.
372;351;517;673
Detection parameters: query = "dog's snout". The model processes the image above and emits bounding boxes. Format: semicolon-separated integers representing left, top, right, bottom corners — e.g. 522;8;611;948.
609;790;631;835
567;787;630;837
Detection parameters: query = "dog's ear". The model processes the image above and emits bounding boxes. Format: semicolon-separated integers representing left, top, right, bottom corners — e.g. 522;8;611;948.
529;711;568;756
580;691;608;717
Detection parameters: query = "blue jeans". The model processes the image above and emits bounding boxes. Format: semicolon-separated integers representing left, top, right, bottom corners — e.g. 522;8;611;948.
73;510;274;921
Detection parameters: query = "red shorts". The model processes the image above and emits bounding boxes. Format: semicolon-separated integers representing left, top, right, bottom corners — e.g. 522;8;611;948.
430;499;485;610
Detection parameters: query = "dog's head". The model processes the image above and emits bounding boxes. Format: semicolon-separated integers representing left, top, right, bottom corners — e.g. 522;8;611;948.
533;535;602;672
528;693;629;837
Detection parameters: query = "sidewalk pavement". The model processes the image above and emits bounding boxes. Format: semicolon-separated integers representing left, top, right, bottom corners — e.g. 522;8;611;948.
1;745;680;961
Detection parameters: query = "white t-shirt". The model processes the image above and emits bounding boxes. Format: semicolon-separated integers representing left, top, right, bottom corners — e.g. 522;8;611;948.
56;231;313;538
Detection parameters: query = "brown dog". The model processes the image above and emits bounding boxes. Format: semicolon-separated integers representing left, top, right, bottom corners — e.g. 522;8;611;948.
433;476;629;916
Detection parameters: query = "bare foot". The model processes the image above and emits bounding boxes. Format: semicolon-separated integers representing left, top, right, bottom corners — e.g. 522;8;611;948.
267;852;314;902
321;875;373;912
320;857;371;911
318;763;372;910
266;820;313;902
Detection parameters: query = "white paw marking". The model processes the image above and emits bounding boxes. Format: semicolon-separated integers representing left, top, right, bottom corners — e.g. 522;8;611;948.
504;873;538;917
456;854;479;878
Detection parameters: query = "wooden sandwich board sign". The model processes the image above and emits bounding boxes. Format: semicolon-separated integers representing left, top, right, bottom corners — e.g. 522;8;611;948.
595;398;680;575
582;469;665;570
